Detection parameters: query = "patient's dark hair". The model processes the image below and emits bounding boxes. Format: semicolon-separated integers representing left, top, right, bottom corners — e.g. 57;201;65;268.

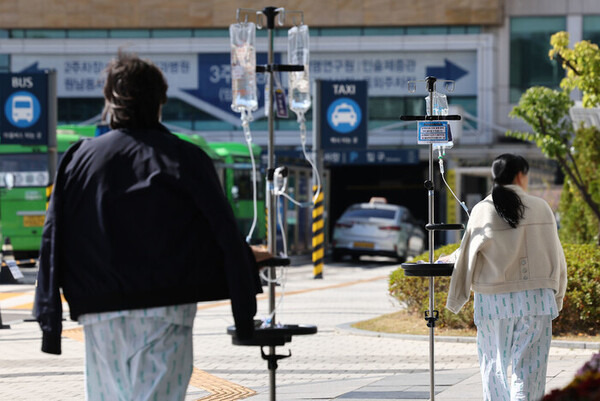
491;154;529;228
102;52;168;129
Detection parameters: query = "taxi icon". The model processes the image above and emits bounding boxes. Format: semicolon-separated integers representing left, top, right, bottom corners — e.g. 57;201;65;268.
331;103;357;127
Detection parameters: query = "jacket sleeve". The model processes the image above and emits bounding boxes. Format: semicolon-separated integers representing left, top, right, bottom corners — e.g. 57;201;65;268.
555;232;567;312
446;212;486;314
445;228;474;313
34;141;82;355
188;147;261;340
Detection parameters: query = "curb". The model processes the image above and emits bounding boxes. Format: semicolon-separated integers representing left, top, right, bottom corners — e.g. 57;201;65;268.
336;322;600;350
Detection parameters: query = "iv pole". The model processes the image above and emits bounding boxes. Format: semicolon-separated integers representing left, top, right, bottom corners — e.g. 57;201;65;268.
229;8;316;401
400;76;463;401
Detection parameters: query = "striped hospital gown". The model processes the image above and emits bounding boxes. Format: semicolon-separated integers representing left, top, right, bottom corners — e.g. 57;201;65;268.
474;289;558;401
79;304;197;401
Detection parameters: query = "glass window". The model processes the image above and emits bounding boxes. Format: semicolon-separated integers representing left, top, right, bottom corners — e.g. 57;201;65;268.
193;29;229;38
26;29;67;38
109;30;151;38
0;54;9;73
152;29;193;38
343;208;396;219
68;30;109;38
583;16;600;45
509;17;566;103
57;98;105;125
363;27;406;36
406;26;447;35
0;30;8;38
318;28;363;36
233;168;264;200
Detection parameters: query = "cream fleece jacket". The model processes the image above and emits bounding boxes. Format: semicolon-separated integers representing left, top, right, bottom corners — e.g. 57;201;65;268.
446;185;567;314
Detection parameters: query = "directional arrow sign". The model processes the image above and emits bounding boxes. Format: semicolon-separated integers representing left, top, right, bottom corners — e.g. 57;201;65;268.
426;59;468;82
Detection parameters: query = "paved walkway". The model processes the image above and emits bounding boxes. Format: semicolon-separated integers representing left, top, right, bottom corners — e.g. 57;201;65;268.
0;258;598;400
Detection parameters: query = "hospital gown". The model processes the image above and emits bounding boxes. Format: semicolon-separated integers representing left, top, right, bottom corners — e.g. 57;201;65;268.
474;289;558;401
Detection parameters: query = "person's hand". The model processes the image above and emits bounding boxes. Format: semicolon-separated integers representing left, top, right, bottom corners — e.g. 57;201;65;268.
250;245;273;264
436;254;453;263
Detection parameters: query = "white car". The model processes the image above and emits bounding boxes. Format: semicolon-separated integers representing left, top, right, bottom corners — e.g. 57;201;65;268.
332;199;425;262
331;103;357;127
12;96;34;123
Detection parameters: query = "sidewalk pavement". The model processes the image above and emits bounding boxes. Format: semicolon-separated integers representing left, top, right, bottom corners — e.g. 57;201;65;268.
1;258;598;400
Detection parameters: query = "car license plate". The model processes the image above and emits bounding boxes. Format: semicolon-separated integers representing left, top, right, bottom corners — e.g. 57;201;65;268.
354;241;374;249
23;215;45;227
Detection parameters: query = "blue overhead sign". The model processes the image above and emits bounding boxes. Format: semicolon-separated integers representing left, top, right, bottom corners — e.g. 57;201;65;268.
0;72;55;145
275;149;419;166
425;59;468;82
318;80;367;150
185;52;279;117
322;149;419;165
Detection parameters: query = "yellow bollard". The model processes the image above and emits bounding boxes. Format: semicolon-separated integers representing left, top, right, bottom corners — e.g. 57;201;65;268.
312;185;324;279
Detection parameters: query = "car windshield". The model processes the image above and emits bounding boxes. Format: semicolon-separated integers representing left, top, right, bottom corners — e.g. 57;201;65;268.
342;209;396;219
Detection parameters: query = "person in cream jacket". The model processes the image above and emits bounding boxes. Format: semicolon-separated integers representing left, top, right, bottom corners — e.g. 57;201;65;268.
444;154;567;401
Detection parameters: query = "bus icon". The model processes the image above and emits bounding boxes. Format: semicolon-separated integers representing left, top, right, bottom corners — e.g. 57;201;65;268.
12;95;34;123
4;90;41;128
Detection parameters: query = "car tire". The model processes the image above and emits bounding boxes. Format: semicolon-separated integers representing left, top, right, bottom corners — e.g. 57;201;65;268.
332;250;343;262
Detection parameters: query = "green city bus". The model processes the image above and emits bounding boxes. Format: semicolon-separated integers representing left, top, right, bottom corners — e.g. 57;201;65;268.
0;126;265;258
208;142;266;243
0;131;81;258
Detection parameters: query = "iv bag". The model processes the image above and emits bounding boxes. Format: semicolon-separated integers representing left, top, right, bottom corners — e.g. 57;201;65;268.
426;92;453;149
230;23;258;113
288;25;311;113
425;92;448;116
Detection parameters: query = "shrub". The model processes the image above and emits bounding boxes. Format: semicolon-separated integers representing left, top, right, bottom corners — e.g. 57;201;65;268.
389;243;600;335
554;244;600;334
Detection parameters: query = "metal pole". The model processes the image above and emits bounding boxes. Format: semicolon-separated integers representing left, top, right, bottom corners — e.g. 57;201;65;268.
266;17;276;326
265;13;277;401
427;77;436;401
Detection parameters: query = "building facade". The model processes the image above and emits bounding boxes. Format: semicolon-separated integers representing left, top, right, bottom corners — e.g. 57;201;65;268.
1;0;598;248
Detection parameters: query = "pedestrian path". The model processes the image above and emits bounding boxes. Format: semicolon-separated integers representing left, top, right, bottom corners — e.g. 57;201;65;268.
1;260;598;401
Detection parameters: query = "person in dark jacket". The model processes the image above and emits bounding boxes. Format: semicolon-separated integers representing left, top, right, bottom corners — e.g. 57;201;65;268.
34;52;262;401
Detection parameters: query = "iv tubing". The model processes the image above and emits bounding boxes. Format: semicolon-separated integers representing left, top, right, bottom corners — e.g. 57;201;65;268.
438;154;470;218
258;186;289;325
241;109;259;243
297;112;321;205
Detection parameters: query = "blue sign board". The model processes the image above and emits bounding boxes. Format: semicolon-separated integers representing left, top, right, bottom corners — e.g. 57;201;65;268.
275;149;419;166
184;52;279;117
318;80;367;150
0;73;51;145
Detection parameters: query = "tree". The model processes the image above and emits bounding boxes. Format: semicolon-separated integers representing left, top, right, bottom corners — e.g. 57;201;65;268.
508;32;600;245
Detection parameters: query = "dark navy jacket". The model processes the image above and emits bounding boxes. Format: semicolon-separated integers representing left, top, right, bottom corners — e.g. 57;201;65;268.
34;125;261;354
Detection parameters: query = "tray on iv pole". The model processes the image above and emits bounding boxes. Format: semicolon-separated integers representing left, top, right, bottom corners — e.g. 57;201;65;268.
228;255;317;346
402;224;464;277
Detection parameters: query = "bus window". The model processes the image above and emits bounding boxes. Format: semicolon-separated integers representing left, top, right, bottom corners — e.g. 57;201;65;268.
0;154;49;187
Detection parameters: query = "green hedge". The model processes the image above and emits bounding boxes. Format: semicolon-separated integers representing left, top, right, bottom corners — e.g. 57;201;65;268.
389;243;600;335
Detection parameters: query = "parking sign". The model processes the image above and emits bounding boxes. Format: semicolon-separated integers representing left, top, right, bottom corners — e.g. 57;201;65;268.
316;80;367;150
0;72;56;146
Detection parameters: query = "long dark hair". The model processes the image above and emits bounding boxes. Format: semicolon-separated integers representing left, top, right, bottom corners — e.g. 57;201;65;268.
491;154;529;228
102;52;168;130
